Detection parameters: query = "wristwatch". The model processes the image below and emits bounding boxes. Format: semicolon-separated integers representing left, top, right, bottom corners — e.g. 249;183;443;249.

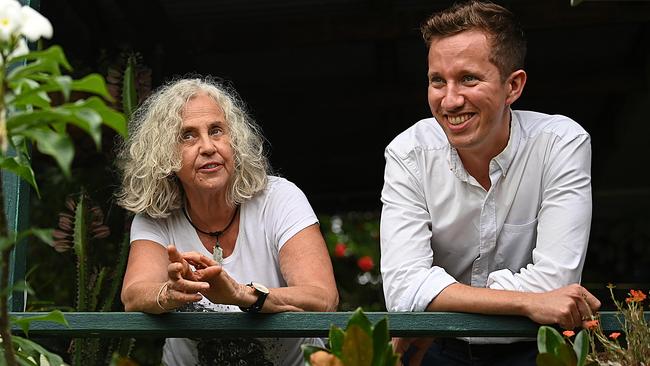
239;282;269;313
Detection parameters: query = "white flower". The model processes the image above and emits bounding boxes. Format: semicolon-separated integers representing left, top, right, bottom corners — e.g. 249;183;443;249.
19;5;52;41
0;0;22;41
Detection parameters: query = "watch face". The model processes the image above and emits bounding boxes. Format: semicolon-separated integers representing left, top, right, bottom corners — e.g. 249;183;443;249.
251;282;269;294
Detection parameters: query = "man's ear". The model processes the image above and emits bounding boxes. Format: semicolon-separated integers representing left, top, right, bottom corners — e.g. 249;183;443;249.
505;69;527;106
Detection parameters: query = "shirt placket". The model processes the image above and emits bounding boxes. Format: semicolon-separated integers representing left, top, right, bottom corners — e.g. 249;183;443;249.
472;163;501;288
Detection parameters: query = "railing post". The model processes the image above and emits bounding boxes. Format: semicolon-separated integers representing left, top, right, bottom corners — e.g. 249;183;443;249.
2;0;38;313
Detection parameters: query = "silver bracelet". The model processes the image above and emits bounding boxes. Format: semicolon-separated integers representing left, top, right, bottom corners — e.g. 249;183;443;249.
156;282;171;311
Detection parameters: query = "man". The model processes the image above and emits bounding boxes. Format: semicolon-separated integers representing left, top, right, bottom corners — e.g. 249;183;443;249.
380;1;601;364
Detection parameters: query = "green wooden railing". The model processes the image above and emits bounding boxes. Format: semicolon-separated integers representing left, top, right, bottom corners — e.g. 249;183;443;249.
9;311;645;338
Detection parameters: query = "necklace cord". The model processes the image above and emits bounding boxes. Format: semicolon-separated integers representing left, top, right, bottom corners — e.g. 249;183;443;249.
183;205;240;246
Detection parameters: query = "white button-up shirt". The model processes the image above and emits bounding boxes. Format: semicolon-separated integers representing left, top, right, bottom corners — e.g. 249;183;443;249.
380;110;592;314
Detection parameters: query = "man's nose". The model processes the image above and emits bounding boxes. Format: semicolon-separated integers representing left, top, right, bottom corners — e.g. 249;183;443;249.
441;85;464;111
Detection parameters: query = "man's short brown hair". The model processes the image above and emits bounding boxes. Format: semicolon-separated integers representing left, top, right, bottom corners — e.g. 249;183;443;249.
421;0;526;80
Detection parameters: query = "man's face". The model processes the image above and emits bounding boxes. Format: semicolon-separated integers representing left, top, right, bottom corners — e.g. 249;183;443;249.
427;30;519;157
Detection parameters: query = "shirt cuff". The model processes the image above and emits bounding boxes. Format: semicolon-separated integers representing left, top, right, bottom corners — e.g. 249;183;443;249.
486;269;519;291
396;267;457;311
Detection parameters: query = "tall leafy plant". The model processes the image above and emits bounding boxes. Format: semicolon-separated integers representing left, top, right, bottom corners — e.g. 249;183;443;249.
0;1;127;365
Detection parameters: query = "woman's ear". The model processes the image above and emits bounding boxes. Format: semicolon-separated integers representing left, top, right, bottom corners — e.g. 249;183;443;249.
505;69;527;106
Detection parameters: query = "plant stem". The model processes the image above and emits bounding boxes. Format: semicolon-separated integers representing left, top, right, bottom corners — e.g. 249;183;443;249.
0;180;18;366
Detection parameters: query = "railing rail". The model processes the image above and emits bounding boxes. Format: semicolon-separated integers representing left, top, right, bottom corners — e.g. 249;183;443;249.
10;311;641;338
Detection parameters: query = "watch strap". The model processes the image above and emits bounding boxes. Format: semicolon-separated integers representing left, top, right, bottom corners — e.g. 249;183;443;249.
239;282;269;313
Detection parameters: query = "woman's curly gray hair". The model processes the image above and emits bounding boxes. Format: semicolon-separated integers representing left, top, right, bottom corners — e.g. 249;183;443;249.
116;77;270;218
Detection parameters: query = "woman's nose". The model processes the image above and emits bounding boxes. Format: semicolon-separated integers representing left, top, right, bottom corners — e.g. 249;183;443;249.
198;135;216;155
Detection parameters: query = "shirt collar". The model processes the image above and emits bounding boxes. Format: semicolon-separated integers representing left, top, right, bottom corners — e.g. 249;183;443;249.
492;110;521;177
446;109;521;180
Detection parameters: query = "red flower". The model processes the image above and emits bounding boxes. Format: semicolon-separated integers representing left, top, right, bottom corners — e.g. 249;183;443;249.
334;243;347;258
562;330;575;338
584;320;599;330
609;332;621;340
626;289;647;303
357;256;374;272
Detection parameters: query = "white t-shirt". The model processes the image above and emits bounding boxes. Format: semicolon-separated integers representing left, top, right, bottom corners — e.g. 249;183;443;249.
130;176;325;366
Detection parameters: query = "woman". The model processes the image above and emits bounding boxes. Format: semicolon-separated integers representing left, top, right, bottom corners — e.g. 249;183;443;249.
117;77;338;366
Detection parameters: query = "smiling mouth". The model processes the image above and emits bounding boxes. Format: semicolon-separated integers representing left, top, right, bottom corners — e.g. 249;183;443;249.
447;113;474;125
200;163;220;169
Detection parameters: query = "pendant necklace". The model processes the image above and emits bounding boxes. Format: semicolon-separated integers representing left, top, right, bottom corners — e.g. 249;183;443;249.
183;204;240;265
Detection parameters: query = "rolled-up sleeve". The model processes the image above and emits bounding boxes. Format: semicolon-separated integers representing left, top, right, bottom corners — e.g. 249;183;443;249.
380;146;457;311
488;133;592;292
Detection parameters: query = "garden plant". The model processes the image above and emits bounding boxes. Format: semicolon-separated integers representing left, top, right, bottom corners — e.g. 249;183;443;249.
0;1;127;364
537;286;649;365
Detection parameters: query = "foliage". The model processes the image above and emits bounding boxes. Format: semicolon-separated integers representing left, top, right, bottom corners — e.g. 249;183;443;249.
49;193;133;366
537;286;650;366
319;212;384;311
0;1;127;365
584;286;649;365
302;307;399;366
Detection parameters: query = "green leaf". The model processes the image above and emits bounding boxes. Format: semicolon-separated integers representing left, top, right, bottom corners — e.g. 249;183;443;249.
122;55;138;118
76;96;127;137
71;73;113;101
0;155;39;194
536;353;566;366
52;75;72;101
21;128;74;178
556;344;577;366
7;58;62;81
342;325;373;366
9;45;72;72
11;310;69;337
11;280;35;296
72;107;103;147
12;334;67;366
372;317;390;366
0;234;17;251
329;324;345;358
537;326;566;354
573;330;589;366
347;307;372;336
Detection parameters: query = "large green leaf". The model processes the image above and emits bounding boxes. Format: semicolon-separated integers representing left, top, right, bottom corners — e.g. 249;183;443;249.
537;326;566;354
347;307;373;336
573;330;589;366
371;317;390;366
75;96;127;137
71;73;113;101
20;128;74;178
342;325;373;366
8;45;72;72
7;58;63;81
0;155;38;194
12;334;67;366
329;325;345;359
537;353;566;366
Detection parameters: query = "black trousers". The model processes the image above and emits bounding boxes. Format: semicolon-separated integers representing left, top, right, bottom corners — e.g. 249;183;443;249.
402;338;538;366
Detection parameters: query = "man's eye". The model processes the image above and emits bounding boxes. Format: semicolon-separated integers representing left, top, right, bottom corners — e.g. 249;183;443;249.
462;75;478;83
429;77;445;86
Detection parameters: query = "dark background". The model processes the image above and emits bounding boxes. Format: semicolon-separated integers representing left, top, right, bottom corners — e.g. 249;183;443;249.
35;0;650;287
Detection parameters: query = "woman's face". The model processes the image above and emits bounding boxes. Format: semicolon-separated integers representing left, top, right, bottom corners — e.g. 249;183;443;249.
175;93;235;197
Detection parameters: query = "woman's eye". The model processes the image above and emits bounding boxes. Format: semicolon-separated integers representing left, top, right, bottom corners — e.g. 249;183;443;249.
210;127;223;136
180;132;194;141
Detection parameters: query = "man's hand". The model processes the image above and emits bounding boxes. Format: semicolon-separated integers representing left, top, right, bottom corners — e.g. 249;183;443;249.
523;284;601;330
